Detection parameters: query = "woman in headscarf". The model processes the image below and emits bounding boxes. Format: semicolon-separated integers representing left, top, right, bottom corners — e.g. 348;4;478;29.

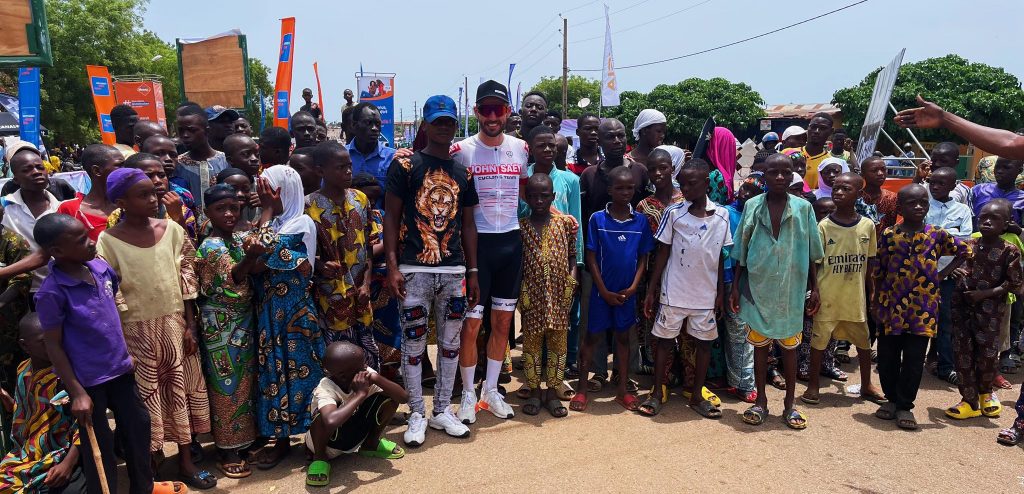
249;165;326;470
813;156;850;199
627;109;667;166
704;127;737;204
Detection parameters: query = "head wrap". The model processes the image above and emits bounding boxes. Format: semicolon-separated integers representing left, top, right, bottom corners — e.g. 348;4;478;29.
261;165;317;261
106;168;149;203
632;109;667;139
216;167;250;184
654;144;686;189
203;183;238;207
705;127;737;201
813;157;850;199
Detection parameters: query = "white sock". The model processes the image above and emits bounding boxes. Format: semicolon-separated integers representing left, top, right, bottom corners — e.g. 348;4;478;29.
461;366;476;394
484;358;502;392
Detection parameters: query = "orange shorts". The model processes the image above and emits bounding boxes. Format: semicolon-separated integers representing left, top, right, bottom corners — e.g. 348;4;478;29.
746;327;801;350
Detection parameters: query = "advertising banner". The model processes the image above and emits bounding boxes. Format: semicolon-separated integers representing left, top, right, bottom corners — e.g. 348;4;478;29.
357;74;395;146
17;67;40;146
114;80;167;129
273;17;296;129
86;65;116;145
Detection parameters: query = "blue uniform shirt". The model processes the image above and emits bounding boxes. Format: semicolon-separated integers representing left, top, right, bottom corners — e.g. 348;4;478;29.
586;205;655;292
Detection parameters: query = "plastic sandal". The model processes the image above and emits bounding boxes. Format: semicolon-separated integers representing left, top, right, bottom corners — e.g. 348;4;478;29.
615;394;640;411
637;396;662;417
306;460;330;487
742;405;768;426
998;427;1022;446
800;392;820;405
554;381;575;401
994;375;1013;390
896;410;918;430
515;384;532;400
783;408;808;430
650;384;669;404
681;386;721;407
522;397;542;416
545;399;568;418
152;481;189;494
980;394;1002;417
358;438;405;459
945;401;982;420
690;399;722;419
728;387;757;404
569;392;588;412
217;460;251;479
179;470;216;490
875;402;896;420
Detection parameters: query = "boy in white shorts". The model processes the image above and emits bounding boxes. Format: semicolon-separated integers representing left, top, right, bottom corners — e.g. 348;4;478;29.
640;158;732;418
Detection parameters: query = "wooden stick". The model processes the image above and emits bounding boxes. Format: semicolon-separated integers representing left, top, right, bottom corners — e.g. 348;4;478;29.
84;421;111;494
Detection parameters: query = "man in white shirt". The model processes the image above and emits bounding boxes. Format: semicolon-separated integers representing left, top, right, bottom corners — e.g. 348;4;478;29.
1;140;59;290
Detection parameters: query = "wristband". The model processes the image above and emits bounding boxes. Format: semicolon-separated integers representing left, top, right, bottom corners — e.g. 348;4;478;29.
467;268;479;273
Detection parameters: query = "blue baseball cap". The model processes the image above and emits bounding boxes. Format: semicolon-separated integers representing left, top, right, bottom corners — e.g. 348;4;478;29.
423;95;458;123
205;105;240;122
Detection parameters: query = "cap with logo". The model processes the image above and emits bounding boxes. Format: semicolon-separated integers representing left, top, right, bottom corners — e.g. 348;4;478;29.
475;80;510;104
423;95;459;123
206;105;240;122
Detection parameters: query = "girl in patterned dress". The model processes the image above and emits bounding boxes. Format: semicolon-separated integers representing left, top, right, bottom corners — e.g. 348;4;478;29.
96;168;215;489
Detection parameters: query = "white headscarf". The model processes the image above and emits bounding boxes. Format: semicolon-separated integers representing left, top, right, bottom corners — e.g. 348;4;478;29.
632;109;667;139
262;165;317;262
814;157;850;199
655;144;686;188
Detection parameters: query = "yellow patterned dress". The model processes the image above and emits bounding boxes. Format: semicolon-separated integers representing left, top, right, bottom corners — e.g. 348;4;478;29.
518;213;578;390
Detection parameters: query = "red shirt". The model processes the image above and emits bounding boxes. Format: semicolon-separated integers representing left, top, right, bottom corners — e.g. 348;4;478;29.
56;193;109;241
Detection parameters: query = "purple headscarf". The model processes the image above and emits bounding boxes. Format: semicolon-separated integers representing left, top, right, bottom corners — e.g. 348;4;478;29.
106;168;149;203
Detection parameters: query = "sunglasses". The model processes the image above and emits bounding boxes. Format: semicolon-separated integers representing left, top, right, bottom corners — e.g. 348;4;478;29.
477;104;507;118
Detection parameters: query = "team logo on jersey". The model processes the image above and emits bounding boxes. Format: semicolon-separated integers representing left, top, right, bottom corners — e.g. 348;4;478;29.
506;150;513;158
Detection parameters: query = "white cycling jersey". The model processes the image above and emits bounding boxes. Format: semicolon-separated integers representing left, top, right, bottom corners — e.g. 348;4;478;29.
450;134;529;234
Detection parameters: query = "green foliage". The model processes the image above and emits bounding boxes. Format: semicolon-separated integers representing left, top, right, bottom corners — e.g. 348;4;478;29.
529;75;600;119
244;58;274;129
832;54;1024;144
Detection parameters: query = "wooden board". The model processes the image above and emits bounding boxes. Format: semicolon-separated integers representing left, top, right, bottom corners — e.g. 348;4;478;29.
180;35;246;108
0;0;32;56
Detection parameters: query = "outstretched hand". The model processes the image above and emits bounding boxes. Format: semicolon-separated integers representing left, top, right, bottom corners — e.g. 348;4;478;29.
256;177;283;215
895;95;945;129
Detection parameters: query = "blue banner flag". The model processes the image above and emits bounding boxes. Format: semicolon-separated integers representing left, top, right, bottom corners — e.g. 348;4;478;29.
18;67;41;147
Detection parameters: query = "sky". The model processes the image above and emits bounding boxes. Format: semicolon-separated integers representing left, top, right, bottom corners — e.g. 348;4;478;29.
144;0;1024;124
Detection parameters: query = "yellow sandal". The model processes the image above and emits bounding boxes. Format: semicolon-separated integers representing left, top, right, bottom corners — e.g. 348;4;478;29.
980;394;1002;417
682;386;721;407
945;401;981;420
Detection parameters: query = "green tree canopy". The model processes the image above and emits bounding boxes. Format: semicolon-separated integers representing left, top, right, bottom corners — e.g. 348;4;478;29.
528;75;600;119
832;54;1024;144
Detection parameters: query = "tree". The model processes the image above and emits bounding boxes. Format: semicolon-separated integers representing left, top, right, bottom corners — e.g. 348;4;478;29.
529;75;600;119
244;59;274;130
832;54;1024;144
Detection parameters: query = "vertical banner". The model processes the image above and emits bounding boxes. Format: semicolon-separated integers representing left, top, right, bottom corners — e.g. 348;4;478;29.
507;63;516;101
86;65;117;145
515;82;521;112
356;74;395;146
17;67;41;147
600;4;620;107
855;48;906;163
258;88;266;132
273;17;296;129
313;62;325;120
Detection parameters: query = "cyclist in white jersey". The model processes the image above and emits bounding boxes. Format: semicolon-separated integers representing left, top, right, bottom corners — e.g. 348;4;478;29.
449;81;529;423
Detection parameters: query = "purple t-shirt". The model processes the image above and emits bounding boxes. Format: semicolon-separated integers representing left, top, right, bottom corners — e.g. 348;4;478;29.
34;258;133;388
971;182;1024;224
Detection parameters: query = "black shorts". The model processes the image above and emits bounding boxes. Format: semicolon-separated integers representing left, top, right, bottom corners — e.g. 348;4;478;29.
307;393;391;458
474;230;523;312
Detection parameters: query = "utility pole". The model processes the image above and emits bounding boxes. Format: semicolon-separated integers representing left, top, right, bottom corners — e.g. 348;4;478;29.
464;76;469;137
561;17;568;119
414;100;418;128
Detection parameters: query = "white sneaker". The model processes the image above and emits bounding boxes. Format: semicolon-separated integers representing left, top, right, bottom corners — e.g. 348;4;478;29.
458;390;478;424
427;409;470;438
478;388;515;419
404;412;426;447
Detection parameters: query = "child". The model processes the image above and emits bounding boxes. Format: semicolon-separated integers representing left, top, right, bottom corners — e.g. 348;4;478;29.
946;200;1022;419
141;134;197;213
518;173;577;418
924;166;974;384
2;140;60;290
812;157;848;200
34;213;168;494
788;172;807;198
801;173;885;405
720;175;765;403
572;166;654;412
223;133;262;179
304;342;408;487
856;156;899;236
730;153;824;429
249;166;326;468
107;153;198;243
972;157;1024;225
641;158;731;418
96;168;215;488
873;184;968;430
198;168;257;236
797;197;845;384
195;184;269;479
0;314;84;492
56;144;122;241
919;142;972;209
305;142;379;368
289;147;321;196
353;173;402;380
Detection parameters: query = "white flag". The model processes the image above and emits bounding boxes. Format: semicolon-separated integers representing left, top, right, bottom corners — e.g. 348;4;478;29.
601;4;620;107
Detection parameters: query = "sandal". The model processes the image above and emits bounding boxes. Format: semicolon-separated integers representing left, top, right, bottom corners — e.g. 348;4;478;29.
782;408;808;430
650;384;669;404
800;392;820;405
690;399;722;419
615;394;640;411
545;399;568;418
980;393;1002;417
515;384;532;400
611;373;640;393
152;481;189;494
554;381;576;401
253;442;289;471
569;392;588;412
945;401;982;420
742;405;768;425
681;386;721;407
994;375;1013;390
217;460;251;479
358;438;405;459
178;470;216;490
522;397;542;416
728;387;757;404
821;367;848;382
306;460;330;487
587;374;608;393
896;410;918;430
637;396;662;417
835;349;851;364
875;402;896;420
861;390;888;405
769;369;786;390
997;427;1023;446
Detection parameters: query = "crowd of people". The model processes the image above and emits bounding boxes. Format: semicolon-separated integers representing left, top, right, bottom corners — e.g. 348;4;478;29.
0;79;1022;493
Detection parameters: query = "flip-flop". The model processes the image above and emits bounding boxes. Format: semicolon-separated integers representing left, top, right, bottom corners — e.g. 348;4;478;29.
742;405;768;426
217;460;251;479
522;397;542;416
690;399;722;419
994;375;1013;390
615;394;640;411
997;427;1022;446
860;390;888;405
896;410;918;430
545;399;568;418
782;408;808;430
152;481;189;494
358;438;405;459
637;396;662;417
178;470;216;490
306;460;330;487
554;381;576;401
569;392;588;412
254;443;289;471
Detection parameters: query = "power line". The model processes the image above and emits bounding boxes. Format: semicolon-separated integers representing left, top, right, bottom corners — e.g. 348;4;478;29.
559;0;599;15
514;45;562;79
570;0;655;27
570;0;714;44
572;0;867;72
469;18;558;77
